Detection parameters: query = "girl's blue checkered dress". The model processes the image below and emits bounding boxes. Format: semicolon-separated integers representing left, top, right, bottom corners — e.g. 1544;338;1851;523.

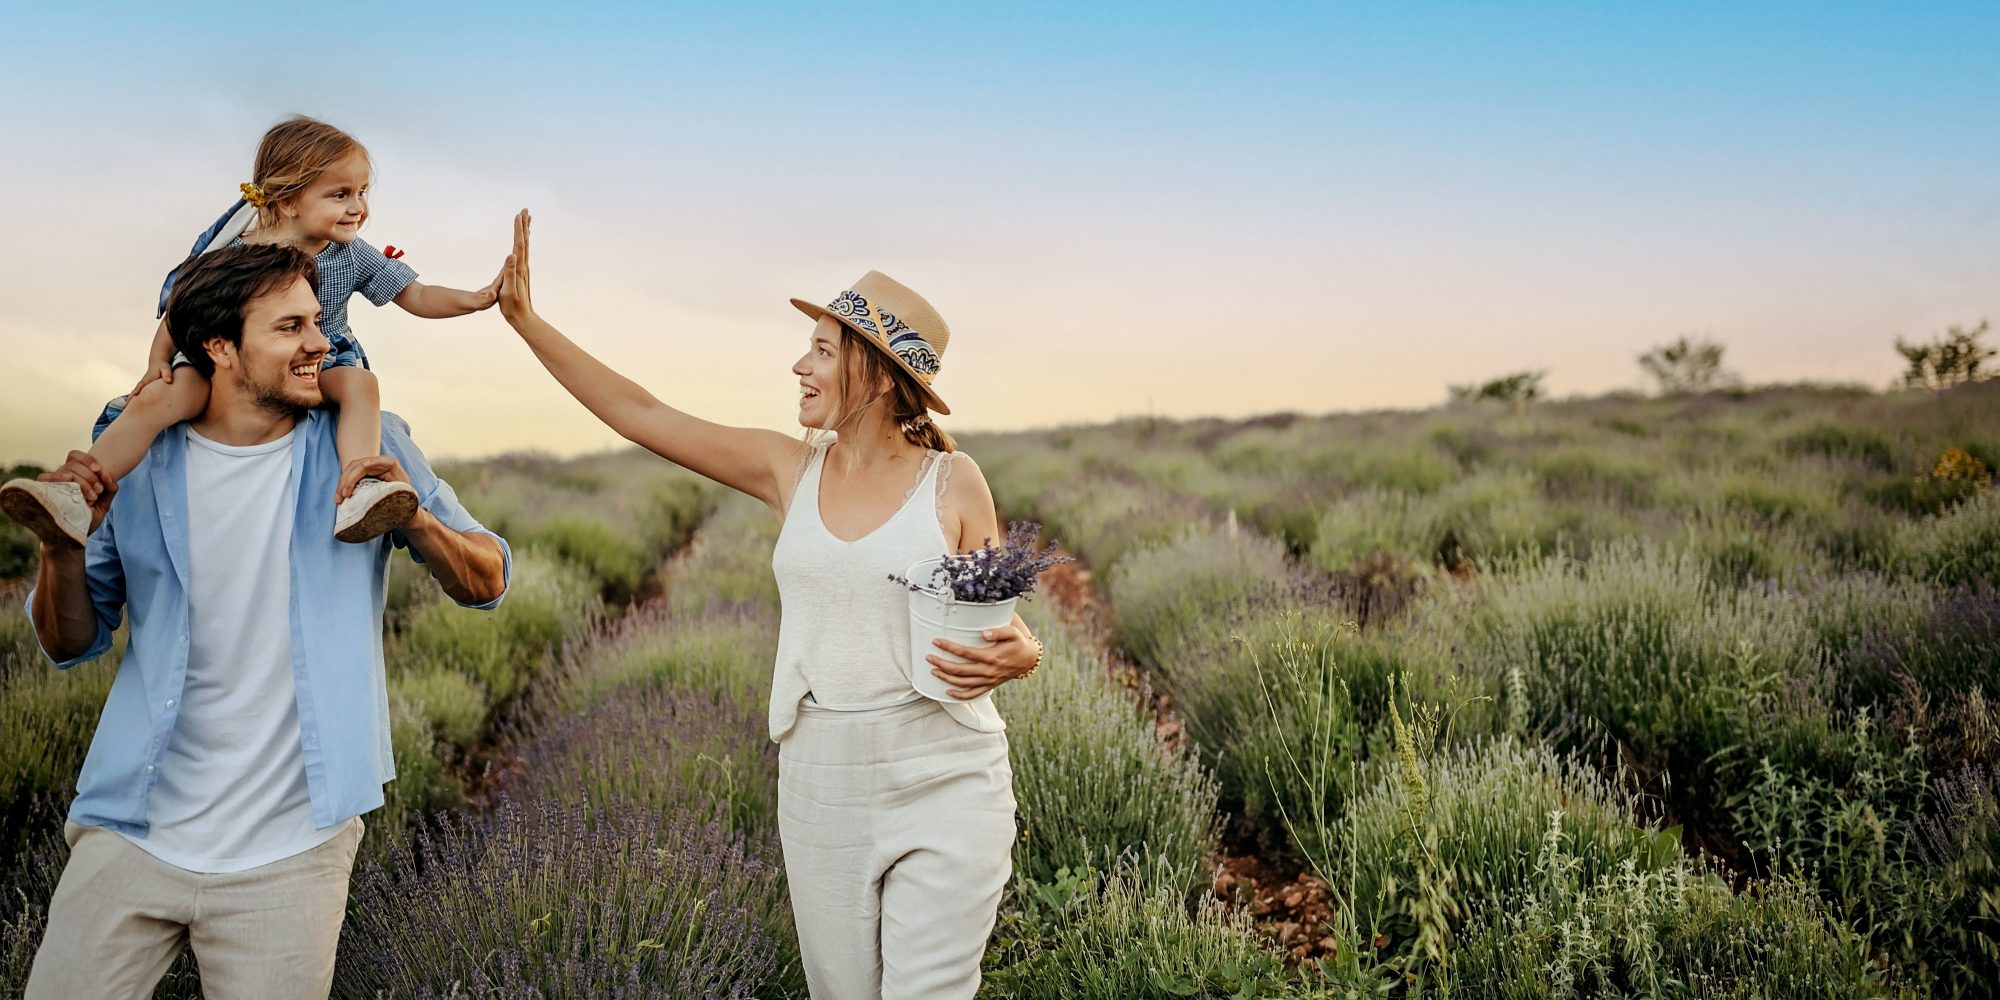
96;214;420;438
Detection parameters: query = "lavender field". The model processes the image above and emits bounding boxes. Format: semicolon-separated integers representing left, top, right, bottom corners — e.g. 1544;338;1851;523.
2;380;1998;997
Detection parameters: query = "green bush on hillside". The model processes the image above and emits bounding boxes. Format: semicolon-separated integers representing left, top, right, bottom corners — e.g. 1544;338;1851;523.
984;859;1318;1000
391;548;599;707
666;493;781;618
1107;525;1291;667
1454;851;1883;998
1338;738;1674;961
996;631;1218;899
0;598;119;859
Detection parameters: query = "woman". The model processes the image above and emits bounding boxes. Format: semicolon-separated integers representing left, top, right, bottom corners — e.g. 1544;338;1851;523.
494;211;1041;999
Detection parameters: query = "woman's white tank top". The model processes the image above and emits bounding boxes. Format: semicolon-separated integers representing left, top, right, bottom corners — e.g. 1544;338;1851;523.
767;442;1006;743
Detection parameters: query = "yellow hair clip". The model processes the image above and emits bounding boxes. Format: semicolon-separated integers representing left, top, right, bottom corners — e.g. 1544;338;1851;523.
239;182;269;208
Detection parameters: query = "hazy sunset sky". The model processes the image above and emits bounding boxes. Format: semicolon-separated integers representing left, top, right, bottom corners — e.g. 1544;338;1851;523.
3;2;1996;462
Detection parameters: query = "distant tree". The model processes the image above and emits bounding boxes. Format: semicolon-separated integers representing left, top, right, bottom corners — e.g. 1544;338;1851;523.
1448;371;1545;412
1639;336;1740;395
1896;320;1995;390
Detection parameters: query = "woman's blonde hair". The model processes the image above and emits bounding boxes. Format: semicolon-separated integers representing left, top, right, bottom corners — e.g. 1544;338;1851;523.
248;116;369;227
811;325;956;455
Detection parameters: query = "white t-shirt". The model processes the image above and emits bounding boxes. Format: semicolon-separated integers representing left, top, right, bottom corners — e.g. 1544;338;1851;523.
117;426;344;873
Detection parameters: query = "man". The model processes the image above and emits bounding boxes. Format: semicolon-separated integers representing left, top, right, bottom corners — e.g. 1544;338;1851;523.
21;242;511;997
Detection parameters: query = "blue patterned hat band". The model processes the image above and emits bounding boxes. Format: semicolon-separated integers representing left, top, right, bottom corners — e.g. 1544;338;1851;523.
788;270;954;415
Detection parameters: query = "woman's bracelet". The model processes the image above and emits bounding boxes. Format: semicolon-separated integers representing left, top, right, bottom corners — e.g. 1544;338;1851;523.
1023;634;1045;678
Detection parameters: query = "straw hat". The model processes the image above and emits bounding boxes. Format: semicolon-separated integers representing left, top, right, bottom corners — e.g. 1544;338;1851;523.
790;271;952;415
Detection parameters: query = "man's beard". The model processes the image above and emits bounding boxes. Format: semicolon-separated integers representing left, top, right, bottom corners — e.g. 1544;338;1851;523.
236;359;317;418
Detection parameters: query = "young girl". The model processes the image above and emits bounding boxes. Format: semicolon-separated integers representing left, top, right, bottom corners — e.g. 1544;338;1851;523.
494;210;1041;998
1;115;500;547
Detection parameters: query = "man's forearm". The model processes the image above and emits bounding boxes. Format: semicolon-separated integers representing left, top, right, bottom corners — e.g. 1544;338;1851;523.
401;508;507;605
31;546;99;661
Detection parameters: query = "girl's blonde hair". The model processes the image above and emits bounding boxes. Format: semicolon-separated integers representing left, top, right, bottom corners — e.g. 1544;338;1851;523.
248;116;369;227
812;325;957;457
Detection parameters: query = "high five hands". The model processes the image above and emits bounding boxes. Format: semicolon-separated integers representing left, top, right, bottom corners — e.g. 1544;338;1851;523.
498;210;534;324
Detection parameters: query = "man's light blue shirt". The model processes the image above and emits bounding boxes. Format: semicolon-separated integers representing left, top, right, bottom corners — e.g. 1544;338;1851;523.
26;410;512;835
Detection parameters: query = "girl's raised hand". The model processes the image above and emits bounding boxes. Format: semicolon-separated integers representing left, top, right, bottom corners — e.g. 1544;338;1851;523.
498;209;534;325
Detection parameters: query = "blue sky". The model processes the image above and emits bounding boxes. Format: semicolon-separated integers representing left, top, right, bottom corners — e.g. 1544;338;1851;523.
2;2;1996;460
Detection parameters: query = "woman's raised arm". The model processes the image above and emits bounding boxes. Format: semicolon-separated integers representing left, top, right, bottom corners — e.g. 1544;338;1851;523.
496;210;799;506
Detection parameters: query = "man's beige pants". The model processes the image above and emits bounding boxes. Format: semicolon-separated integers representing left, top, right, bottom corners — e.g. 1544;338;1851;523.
24;817;364;1000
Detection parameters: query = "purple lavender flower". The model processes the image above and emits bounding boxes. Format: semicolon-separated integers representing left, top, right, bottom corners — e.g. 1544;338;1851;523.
889;520;1074;603
338;795;791;998
511;681;780;843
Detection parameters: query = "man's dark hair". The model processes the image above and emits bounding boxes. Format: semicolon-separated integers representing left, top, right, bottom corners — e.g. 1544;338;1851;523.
165;244;320;379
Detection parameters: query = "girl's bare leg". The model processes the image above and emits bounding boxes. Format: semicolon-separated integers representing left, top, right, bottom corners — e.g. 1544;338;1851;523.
92;372;212;482
318;366;384;474
318;365;417;542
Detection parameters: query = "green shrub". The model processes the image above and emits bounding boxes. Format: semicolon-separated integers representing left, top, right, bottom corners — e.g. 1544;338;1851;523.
1308;473;1571;573
1804;572;2000;708
447;450;715;601
1125;448;1235;502
1210;422;1319;476
1527;444;1660;505
391;669;489;749
1107;525;1291;666
1308;489;1431;571
1225;617;1490;867
515;516;654;601
0;599;119;857
984;859;1318;1000
1455;851;1885;998
1882;765;2000;999
382;553;435;621
1430;421;1502;467
1035;477;1218;576
563;606;778;710
392;548;599;706
1782;423;1898;471
1720;474;1839;527
1450;543;1822;784
1426;470;1572;566
637;474;717;552
0;466;41;581
1153;605;1375;760
1338;738;1674;959
1892;489;2000;587
1724;703;1950;953
1223;621;1372;868
0;831;59;997
995;632;1218;898
960;432;1081;519
1211;477;1322;554
515;472;713;602
1677;506;1836;585
1319;441;1457;495
666;494;780;618
362;695;462;860
0;524;33;582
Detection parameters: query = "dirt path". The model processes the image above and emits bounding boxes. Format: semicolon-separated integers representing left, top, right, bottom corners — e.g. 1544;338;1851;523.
458;521;712;814
1035;560;1343;966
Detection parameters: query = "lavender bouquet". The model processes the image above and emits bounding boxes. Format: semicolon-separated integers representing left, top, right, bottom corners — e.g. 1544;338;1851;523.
890;520;1074;604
